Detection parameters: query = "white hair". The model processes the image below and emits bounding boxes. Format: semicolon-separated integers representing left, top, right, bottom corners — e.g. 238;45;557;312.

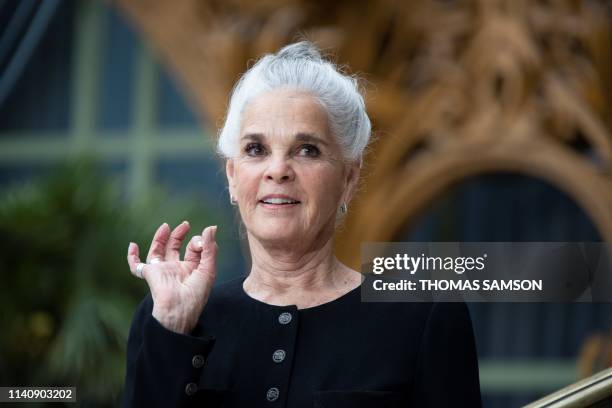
217;41;371;162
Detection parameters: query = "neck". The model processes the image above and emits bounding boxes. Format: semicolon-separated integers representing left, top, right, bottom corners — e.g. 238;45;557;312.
246;230;341;294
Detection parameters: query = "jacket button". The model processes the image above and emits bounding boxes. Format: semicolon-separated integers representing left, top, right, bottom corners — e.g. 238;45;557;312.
185;382;198;396
266;387;280;402
278;312;292;325
272;349;286;363
192;354;205;368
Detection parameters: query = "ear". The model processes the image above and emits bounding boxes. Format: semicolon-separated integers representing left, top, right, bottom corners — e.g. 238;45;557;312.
342;159;361;204
226;159;236;196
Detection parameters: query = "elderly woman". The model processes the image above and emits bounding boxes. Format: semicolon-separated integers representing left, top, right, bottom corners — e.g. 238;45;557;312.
123;41;481;407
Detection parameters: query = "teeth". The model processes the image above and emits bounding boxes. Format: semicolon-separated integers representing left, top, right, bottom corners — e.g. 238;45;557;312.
262;198;299;204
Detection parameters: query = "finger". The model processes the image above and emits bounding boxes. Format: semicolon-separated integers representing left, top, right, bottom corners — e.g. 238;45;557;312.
146;223;170;263
165;221;191;261
127;242;144;278
184;235;204;267
185;226;218;298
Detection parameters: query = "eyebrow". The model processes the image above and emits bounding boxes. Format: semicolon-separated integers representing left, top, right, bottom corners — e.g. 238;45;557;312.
240;132;329;146
295;133;329;146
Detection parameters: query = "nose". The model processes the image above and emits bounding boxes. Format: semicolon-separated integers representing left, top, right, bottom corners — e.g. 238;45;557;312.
264;154;295;183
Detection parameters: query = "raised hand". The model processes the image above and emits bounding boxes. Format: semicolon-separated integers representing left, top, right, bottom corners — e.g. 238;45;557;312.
126;221;218;334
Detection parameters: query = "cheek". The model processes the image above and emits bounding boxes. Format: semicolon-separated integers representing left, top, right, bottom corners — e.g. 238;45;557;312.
234;164;260;194
302;166;345;208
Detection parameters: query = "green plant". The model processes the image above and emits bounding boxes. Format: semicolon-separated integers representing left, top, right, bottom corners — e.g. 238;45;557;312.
0;159;235;406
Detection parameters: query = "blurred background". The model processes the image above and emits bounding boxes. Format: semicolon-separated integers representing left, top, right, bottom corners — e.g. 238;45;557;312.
0;0;611;406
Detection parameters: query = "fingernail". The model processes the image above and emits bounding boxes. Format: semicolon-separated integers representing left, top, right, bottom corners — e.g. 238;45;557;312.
182;220;189;226
211;226;218;240
203;227;212;244
128;242;134;251
196;237;203;248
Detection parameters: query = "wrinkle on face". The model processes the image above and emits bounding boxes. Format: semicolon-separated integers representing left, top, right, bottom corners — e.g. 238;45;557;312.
226;88;352;255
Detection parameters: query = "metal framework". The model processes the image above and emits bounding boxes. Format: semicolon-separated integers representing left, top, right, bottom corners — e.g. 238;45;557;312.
0;0;214;203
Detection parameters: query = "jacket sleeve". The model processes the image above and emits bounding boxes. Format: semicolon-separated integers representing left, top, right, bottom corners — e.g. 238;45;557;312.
411;302;482;407
122;294;216;408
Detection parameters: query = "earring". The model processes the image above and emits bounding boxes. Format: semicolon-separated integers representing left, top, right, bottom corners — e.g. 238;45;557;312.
230;195;238;206
340;202;348;214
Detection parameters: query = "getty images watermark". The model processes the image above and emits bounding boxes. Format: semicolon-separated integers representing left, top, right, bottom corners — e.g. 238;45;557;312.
360;243;612;302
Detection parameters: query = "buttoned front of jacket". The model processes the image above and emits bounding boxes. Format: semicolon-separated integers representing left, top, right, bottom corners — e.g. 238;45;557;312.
122;275;481;407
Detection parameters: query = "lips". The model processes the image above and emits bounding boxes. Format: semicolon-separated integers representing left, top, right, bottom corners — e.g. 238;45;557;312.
259;194;301;205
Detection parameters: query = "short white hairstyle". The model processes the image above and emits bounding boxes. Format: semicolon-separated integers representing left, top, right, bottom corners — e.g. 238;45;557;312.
217;41;371;162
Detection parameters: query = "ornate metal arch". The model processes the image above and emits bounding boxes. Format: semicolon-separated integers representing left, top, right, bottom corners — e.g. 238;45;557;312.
113;0;612;268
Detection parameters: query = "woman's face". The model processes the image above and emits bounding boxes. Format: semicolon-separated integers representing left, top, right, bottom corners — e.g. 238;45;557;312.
226;88;359;248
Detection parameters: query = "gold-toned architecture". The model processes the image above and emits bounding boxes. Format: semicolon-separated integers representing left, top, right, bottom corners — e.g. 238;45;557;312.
113;0;612;269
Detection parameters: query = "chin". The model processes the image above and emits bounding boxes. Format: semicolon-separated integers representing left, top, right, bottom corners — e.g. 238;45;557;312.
251;224;303;244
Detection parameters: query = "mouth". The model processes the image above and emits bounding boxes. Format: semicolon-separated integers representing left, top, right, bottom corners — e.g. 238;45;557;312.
259;195;301;208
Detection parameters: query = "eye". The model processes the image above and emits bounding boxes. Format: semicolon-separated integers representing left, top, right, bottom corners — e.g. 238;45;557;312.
297;144;320;157
244;142;265;156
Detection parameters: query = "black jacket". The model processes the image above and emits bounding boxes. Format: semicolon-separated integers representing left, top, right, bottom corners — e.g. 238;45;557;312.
122;275;481;407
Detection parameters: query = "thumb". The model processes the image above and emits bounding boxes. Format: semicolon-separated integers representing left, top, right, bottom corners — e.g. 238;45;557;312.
185;225;218;297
